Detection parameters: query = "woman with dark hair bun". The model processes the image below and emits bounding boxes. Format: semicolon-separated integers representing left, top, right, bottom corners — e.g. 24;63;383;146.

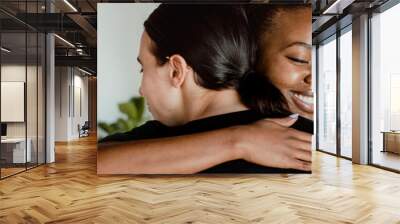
142;4;289;118
98;4;312;174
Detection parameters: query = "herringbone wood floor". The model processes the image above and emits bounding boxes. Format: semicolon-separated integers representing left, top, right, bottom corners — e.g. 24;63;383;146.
1;135;400;224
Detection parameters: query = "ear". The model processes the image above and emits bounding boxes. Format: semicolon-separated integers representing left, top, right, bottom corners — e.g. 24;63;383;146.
167;54;191;88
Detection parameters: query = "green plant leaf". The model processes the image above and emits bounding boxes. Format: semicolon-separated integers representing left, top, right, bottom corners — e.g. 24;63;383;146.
119;101;138;120
99;96;147;136
98;122;112;134
133;97;145;118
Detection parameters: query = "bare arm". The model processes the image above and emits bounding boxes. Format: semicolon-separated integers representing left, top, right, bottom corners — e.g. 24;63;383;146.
97;127;240;174
97;117;312;174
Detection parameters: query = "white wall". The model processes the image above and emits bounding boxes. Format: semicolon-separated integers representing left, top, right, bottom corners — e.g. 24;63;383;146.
97;3;157;138
73;73;89;138
54;67;89;141
55;67;68;141
1;65;38;138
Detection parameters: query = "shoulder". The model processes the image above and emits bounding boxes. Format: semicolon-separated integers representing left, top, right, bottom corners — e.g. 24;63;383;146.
98;120;169;143
175;109;268;135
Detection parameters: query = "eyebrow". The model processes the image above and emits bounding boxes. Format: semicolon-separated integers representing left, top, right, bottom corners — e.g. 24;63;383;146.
136;57;142;65
285;42;312;50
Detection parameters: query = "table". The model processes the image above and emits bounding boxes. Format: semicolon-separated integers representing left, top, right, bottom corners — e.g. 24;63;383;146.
381;131;400;154
1;138;32;163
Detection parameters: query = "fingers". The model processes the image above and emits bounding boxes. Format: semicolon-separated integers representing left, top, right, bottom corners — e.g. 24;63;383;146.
288;138;311;152
287;138;312;162
291;148;312;162
291;159;312;171
289;129;312;142
265;114;298;127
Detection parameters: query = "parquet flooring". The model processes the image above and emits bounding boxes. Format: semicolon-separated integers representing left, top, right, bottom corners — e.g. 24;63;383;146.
1;167;25;178
0;135;400;223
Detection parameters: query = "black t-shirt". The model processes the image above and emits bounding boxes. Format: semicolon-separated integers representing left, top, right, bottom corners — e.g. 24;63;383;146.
99;110;313;173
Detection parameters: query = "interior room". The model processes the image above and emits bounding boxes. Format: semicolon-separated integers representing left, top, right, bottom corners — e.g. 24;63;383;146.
0;0;399;223
0;26;46;177
370;4;400;170
315;0;400;172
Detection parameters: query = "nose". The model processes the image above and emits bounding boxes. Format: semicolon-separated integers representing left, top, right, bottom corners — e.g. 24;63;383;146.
302;62;312;86
304;74;312;85
139;86;143;96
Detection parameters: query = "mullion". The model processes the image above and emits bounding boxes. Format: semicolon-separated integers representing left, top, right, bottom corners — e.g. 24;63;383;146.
336;28;341;157
36;0;39;168
0;22;2;179
25;0;28;171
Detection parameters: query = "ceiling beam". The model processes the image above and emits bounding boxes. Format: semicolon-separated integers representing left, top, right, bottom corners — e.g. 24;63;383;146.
67;13;97;46
55;55;96;70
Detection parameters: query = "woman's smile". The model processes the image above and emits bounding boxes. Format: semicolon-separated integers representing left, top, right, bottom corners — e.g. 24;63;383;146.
289;90;314;114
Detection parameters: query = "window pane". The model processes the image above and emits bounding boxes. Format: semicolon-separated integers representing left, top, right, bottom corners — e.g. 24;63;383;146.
38;32;45;165
318;37;337;154
27;31;38;169
371;3;400;171
340;29;352;158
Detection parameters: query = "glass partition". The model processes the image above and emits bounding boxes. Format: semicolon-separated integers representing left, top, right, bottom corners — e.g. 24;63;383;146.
370;3;400;171
317;36;337;155
1;30;28;177
38;32;45;165
339;28;352;158
0;1;46;179
27;31;38;169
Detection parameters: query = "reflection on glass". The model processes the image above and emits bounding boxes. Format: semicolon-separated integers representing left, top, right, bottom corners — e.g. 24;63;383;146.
27;31;38;169
38;33;46;165
0;1;47;179
340;29;352;158
371;3;400;171
1;32;27;177
318;37;337;154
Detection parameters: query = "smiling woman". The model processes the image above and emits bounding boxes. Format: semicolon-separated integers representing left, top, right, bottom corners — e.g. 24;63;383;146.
248;5;313;120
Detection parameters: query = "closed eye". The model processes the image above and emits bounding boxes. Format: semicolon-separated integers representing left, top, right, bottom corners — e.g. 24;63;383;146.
287;56;309;64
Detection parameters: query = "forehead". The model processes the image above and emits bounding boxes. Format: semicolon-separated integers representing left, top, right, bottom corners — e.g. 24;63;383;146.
139;31;160;68
139;31;151;53
264;8;311;48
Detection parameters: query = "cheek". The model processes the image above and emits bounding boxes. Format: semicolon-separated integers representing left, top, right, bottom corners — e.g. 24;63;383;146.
266;60;302;91
140;73;159;102
140;75;150;96
142;72;170;104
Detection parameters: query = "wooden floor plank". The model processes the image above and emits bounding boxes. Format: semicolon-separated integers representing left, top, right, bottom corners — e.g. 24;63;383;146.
0;135;400;223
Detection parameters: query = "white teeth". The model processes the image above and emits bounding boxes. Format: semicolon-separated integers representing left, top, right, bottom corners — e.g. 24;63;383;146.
293;93;314;105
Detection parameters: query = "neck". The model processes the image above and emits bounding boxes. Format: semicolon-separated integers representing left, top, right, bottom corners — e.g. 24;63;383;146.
182;88;248;123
